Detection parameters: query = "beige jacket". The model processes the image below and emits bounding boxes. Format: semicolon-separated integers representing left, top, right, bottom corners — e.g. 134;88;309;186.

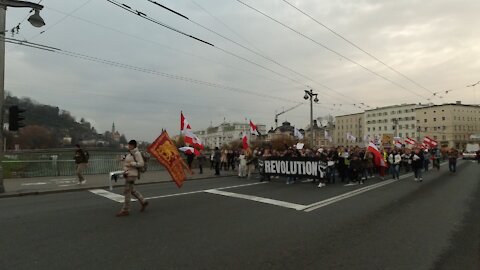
123;148;144;178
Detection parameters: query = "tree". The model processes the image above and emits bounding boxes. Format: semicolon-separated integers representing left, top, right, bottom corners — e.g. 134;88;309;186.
15;125;56;149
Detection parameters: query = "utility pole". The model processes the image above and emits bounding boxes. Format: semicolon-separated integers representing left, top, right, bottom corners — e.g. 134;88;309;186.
304;89;319;147
0;0;45;193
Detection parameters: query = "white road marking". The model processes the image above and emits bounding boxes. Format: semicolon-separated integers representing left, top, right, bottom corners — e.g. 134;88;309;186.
21;182;48;186
204;189;306;211
303;179;398;212
89;189;130;203
90;182;267;202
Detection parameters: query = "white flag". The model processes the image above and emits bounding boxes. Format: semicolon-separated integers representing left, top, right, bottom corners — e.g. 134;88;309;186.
294;128;304;139
346;132;356;142
324;130;333;142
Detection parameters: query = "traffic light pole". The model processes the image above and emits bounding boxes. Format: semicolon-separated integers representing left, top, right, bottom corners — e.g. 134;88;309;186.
0;6;6;193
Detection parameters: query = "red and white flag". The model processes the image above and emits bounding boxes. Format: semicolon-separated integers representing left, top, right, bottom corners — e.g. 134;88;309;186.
423;136;438;148
179;146;200;156
180;111;204;150
249;120;261;136
405;137;416;145
368;142;387;167
242;133;249;150
394;139;403;148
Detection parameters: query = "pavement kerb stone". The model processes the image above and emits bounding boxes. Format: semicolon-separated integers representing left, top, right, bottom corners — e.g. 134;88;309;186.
0;173;236;199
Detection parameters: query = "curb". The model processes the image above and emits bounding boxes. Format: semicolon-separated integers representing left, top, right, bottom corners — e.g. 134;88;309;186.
0;173;237;199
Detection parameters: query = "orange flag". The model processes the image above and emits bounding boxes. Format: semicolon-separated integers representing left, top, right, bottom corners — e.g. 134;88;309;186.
148;131;191;188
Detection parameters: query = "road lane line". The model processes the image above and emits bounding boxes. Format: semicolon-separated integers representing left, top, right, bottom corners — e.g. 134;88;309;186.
89;182;267;202
303;172;416;212
204;189;306;210
303;179;398;212
89;189;129;203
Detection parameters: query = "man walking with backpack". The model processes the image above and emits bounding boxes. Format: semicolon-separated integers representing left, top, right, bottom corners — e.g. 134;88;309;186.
74;144;89;185
116;140;149;217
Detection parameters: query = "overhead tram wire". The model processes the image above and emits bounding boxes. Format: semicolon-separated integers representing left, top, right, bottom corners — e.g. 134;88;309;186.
280;0;439;101
106;0;313;89
234;0;432;102
147;0;372;109
36;6;297;89
28;0;93;39
4;37;304;105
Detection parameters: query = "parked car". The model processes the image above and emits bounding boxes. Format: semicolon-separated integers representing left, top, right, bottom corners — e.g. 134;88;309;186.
463;143;479;160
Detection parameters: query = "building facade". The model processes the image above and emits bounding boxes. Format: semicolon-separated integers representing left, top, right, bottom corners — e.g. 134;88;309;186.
364;104;425;144
196;122;266;149
415;102;480;149
334;113;364;147
304;120;335;148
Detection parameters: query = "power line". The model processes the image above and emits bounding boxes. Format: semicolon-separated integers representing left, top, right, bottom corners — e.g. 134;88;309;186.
280;0;439;99
106;0;214;47
29;0;92;38
107;0;315;89
39;6;298;89
4;37;300;104
234;0;432;101
147;0;372;109
6;36;358;114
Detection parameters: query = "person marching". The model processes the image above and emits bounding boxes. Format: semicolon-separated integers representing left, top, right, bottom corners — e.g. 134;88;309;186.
116;140;149;217
74;144;89;185
448;148;459;173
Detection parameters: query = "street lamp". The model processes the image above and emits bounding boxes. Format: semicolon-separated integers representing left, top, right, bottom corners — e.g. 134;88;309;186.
304;89;319;147
0;0;45;193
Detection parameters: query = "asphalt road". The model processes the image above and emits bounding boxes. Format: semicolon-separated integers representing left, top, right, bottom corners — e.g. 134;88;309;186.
1;161;479;270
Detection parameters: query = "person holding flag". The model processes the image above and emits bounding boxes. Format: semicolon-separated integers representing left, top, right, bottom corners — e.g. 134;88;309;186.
367;142;388;180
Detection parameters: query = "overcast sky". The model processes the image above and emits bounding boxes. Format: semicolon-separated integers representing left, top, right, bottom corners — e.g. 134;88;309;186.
5;0;480;141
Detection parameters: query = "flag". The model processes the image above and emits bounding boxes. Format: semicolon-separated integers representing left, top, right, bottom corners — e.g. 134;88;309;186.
325;130;333;142
394;139;402;148
179;146;200;156
421;142;429;149
405;137;416;145
346;132;356;142
242;133;249;150
148;131;191;188
423;136;438;148
294;128;304;139
367;142;387;167
249;120;261;136
180;111;204;150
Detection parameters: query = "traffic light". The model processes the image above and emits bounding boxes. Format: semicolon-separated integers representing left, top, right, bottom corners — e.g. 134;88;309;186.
8;105;26;131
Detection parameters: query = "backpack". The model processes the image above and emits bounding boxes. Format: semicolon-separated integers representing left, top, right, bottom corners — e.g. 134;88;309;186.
84;150;90;162
132;150;150;173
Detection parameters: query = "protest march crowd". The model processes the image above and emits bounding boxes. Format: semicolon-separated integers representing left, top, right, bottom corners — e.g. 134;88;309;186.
201;144;471;188
179;112;479;188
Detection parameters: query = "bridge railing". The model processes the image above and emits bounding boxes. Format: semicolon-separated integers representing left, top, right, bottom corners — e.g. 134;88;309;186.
2;159;166;178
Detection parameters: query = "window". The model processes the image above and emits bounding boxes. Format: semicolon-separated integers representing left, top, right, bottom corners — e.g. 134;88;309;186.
406;133;409;137
425;127;428;131
379;127;382;131
442;117;445;121
442;135;446;140
373;127;376;131
399;125;403;130
412;124;415;128
433;118;436;122
391;111;395;115
434;127;437;131
384;126;387;130
434;136;438;140
424;112;427;114
424;119;427;123
367;127;371;131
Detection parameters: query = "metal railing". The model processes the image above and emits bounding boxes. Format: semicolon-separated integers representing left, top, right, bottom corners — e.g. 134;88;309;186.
2;159;166;178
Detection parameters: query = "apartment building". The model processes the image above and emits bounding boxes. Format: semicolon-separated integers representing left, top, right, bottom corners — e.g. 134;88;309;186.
334;113;364;147
364;104;426;143
415;102;480;149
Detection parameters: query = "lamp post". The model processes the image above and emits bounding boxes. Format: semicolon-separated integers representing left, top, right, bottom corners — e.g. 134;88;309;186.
0;0;45;193
304;89;319;147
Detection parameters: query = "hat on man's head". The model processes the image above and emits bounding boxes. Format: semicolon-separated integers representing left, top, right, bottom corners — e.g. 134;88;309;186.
128;140;137;147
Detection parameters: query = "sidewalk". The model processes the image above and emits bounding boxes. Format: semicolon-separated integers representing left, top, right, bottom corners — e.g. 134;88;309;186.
1;168;237;198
